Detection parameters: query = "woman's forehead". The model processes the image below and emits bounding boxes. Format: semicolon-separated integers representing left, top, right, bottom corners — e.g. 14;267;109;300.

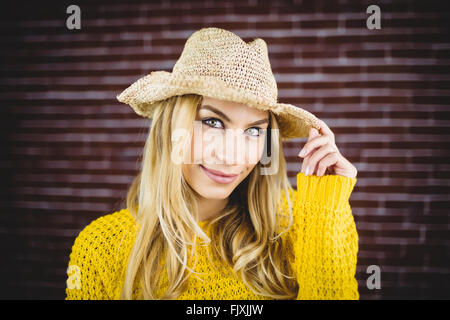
199;96;268;118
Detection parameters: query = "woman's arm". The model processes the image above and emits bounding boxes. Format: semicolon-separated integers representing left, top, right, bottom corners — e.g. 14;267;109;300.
286;172;359;300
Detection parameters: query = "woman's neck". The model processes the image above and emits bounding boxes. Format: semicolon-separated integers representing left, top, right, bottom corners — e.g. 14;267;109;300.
195;195;228;222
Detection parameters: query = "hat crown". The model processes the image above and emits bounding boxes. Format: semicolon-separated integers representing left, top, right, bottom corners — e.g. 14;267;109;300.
116;27;322;140
172;27;278;104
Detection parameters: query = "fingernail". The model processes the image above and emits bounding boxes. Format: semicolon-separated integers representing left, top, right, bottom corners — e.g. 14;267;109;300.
299;149;306;157
305;166;309;176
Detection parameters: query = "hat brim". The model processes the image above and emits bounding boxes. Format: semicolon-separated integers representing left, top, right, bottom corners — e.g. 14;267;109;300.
117;71;322;140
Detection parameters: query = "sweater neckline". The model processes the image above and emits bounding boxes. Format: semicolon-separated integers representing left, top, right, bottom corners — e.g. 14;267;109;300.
197;220;209;227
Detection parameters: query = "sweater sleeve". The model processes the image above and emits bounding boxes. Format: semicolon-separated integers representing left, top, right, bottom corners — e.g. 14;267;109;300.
286;172;359;300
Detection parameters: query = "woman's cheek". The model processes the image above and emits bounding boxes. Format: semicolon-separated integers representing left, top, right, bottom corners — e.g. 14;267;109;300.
245;137;265;165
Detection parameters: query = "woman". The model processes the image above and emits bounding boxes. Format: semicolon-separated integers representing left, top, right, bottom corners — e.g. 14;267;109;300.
65;27;359;300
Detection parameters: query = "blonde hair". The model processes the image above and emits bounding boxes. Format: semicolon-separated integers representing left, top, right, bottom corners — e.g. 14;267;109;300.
120;94;298;299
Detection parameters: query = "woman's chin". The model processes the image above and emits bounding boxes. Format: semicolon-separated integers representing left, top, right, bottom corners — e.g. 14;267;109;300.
195;181;233;200
198;189;231;200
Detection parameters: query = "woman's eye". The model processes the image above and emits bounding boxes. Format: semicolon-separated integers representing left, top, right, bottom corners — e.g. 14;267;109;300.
202;118;224;129
202;118;265;137
245;127;264;137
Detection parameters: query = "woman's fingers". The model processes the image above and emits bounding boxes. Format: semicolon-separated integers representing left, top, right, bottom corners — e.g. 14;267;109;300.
302;143;338;176
298;135;331;158
297;120;357;179
300;127;320;174
317;119;335;144
316;152;340;176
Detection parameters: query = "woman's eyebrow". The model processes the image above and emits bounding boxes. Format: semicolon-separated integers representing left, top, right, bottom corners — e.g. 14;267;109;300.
200;105;269;126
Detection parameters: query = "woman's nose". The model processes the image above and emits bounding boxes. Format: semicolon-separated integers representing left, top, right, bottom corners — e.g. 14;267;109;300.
214;129;247;165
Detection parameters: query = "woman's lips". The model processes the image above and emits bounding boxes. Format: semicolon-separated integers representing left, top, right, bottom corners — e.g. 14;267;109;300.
200;165;239;184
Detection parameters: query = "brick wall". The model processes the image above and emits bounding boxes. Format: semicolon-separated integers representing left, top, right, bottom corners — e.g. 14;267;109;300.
1;0;449;299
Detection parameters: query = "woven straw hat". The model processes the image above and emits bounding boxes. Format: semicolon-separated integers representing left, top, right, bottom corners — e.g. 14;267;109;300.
117;27;321;140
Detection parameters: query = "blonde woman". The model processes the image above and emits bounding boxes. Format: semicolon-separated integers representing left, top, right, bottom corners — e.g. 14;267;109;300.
65;28;359;300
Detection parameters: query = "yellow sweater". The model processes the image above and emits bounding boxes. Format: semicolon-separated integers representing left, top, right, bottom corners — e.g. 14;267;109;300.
65;172;359;300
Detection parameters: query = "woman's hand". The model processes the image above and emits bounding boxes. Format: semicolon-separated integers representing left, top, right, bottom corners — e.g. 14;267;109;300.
298;119;357;179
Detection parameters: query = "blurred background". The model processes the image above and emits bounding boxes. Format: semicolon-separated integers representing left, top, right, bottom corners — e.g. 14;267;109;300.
1;0;449;299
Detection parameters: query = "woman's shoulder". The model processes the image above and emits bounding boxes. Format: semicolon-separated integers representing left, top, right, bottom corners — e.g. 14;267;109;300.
75;208;137;242
70;208;138;263
66;209;138;299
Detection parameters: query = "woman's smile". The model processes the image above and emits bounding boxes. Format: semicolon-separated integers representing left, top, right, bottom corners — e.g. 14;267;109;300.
199;164;240;184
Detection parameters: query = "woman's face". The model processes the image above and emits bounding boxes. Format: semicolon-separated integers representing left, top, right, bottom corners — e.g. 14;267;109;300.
181;96;269;200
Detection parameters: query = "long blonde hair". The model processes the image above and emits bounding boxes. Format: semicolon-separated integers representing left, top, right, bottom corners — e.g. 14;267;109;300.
120;94;298;299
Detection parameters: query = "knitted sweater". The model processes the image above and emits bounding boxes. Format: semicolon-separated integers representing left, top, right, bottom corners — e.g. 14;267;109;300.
65;172;359;300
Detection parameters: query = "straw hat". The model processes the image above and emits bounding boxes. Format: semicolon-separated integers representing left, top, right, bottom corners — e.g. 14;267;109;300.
116;27;322;140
